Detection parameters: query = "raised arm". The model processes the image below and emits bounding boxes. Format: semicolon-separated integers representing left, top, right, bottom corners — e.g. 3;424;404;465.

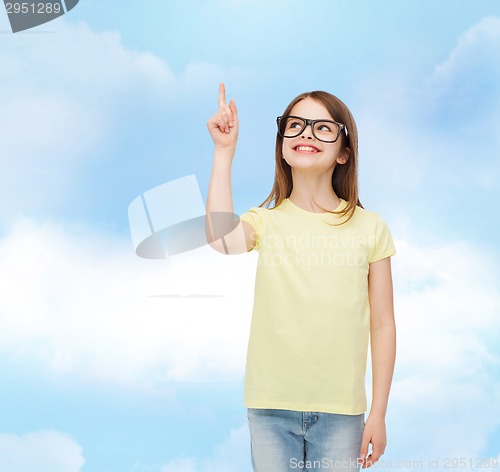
206;83;256;254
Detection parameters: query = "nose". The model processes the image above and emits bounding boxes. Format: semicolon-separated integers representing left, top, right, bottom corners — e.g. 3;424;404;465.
300;123;314;140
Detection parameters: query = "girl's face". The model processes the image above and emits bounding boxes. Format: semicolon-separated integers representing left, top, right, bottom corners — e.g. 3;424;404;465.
281;97;348;173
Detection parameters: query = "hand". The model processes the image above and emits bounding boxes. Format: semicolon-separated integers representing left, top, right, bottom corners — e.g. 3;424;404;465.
207;82;239;151
359;414;387;469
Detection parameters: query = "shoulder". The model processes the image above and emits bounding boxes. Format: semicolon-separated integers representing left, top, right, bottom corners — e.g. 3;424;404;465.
240;205;274;220
350;205;382;227
239;204;276;232
354;206;396;261
241;201;284;218
349;205;395;241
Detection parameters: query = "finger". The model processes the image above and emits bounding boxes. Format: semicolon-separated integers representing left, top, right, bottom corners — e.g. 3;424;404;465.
218;82;226;109
211;114;227;132
219;110;229;134
208;113;227;132
213;108;229;127
365;453;375;468
218;105;232;133
223;105;234;129
370;444;384;463
225;105;234;126
229;98;238;123
217;117;229;134
365;446;384;468
359;439;369;463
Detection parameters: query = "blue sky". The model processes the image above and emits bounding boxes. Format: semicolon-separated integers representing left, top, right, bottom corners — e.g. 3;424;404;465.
0;1;499;471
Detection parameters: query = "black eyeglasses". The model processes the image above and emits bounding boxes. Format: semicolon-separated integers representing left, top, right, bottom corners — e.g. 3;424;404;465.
276;115;348;143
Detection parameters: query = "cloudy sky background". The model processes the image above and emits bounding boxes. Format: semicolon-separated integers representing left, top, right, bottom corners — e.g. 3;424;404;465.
0;0;499;470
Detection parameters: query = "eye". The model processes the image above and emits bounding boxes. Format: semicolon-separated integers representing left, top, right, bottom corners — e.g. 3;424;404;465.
289;120;302;129
317;124;332;132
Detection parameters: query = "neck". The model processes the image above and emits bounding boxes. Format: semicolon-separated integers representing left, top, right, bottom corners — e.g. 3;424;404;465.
288;170;340;213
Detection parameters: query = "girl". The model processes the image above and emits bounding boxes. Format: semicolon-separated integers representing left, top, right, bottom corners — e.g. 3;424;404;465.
206;83;396;471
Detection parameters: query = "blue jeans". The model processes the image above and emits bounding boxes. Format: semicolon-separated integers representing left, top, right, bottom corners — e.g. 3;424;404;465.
247;408;365;471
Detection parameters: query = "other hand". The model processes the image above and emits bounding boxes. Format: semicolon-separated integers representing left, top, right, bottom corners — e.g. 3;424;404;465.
359;414;387;469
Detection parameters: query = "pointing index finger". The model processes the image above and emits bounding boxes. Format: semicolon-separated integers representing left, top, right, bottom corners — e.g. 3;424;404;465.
218;82;226;109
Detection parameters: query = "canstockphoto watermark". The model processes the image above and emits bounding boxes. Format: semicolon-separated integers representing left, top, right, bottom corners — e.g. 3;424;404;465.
290;457;363;469
372;456;500;469
291;456;500;470
3;0;79;33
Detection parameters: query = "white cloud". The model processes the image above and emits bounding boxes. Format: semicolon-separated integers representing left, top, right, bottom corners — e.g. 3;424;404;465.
0;16;252;222
0;18;170;221
160;423;250;472
0;430;84;472
0;7;499;472
423;16;500;145
1;212;499;467
0;214;256;389
431;16;500;86
366;237;500;464
164;233;500;471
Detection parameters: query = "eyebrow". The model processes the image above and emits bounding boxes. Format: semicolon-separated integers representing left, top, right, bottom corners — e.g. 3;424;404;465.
288;115;337;121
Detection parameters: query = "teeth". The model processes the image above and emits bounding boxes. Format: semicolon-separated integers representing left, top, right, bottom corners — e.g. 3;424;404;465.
295;146;318;152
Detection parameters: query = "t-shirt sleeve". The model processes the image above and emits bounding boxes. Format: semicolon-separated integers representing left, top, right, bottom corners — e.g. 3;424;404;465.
239;207;263;252
369;214;396;263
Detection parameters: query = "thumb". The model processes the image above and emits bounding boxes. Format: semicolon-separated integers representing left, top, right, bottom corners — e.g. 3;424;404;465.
359;435;370;463
229;98;238;123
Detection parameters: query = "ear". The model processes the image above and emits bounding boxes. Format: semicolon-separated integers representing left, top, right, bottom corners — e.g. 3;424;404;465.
337;147;350;165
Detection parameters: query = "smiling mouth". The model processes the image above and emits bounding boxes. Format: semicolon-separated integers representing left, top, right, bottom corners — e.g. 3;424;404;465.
293;145;320;153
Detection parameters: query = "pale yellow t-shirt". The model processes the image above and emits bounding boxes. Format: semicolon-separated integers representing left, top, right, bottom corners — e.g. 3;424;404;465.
239;197;396;415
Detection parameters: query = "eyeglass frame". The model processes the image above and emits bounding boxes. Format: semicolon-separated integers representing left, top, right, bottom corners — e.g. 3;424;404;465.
276;115;348;143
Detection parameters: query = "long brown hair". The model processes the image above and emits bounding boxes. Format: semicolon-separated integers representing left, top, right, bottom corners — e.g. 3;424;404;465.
258;91;363;225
